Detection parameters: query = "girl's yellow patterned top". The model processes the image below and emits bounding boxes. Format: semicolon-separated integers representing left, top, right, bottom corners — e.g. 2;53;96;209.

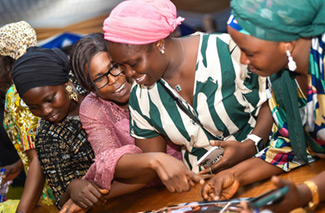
3;84;55;206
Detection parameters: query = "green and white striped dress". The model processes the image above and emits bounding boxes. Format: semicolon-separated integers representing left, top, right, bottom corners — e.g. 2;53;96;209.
129;33;266;172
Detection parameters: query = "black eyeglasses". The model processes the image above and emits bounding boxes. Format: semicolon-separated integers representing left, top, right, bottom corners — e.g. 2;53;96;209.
93;64;123;89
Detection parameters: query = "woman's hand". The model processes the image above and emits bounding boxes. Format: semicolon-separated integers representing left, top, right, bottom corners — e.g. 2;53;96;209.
1;159;24;182
263;176;310;213
150;153;204;193
59;199;88;213
309;147;325;159
201;169;239;201
200;140;256;175
67;179;109;209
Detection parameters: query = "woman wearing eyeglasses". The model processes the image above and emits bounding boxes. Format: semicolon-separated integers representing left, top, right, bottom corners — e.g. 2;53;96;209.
59;33;190;213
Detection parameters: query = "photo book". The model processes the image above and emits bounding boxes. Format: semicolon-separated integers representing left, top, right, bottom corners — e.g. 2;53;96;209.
141;198;249;213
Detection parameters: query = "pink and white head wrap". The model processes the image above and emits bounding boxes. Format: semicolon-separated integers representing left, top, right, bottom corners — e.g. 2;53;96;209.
103;0;184;45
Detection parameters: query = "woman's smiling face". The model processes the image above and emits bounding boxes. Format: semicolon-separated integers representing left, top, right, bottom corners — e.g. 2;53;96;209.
22;84;71;123
107;42;166;87
88;51;132;105
228;26;288;77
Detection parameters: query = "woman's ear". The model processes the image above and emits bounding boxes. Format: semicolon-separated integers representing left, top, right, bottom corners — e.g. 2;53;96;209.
155;40;163;49
281;41;297;72
281;41;296;53
64;81;73;88
64;81;74;91
156;39;165;54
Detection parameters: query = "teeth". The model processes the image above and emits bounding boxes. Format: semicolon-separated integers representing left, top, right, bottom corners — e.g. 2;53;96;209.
50;114;57;120
136;74;146;83
115;83;126;93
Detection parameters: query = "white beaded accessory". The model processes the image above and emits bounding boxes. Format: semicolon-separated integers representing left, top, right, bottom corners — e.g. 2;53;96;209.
286;50;297;72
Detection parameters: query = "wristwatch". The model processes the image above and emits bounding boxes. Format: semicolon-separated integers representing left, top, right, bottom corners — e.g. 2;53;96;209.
246;134;264;153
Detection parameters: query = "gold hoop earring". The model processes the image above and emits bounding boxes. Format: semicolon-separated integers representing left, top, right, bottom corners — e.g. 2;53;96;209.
66;85;78;102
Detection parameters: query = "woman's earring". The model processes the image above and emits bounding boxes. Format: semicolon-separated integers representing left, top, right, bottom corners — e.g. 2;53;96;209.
286;50;297;72
160;44;165;54
66;85;78;102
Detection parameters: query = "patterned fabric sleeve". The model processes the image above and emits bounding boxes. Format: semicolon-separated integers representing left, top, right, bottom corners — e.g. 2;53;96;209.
255;127;305;172
4;84;55;206
256;33;325;171
229;37;267;118
5;85;38;151
237;69;267;118
80;93;142;190
129;84;161;139
35;118;94;206
256;113;314;172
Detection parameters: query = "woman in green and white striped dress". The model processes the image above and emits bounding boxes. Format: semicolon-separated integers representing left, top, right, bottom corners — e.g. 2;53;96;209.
127;32;269;173
104;0;272;189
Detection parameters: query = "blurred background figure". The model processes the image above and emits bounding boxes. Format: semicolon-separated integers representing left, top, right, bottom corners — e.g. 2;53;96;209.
1;21;56;213
0;52;25;191
201;14;217;33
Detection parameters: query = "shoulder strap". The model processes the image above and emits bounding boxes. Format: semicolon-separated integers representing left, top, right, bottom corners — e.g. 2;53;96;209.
158;80;223;140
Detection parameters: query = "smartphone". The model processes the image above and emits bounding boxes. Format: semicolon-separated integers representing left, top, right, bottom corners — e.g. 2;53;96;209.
197;146;224;168
248;186;290;209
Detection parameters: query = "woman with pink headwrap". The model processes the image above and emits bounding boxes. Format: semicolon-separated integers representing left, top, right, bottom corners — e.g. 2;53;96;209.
103;0;272;189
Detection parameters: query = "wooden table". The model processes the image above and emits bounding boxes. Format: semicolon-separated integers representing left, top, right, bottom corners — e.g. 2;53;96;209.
34;159;325;212
91;159;325;213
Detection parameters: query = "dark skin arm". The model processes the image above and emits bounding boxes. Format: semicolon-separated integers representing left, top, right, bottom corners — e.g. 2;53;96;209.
59;169;159;212
202;157;283;201
59;179;109;209
1;159;24;182
16;149;45;213
136;135;204;193
265;171;325;212
239;172;325;213
58;153;160;209
200;102;273;174
248;102;273;144
60;135;204;209
59;148;202;209
135;134;167;153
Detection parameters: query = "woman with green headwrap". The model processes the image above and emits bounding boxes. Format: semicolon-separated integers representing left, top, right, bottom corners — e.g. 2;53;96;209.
202;0;325;212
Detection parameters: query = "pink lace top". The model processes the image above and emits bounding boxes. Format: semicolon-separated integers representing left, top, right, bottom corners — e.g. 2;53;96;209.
80;93;181;189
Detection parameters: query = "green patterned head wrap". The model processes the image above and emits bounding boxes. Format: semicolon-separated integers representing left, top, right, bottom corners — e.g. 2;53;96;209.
230;0;325;41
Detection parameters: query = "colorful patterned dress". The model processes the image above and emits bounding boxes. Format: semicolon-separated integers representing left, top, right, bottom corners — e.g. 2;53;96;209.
34;76;94;207
35;115;94;206
257;33;325;171
3;84;55;206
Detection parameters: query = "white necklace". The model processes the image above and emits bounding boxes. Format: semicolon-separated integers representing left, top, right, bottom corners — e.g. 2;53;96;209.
175;40;184;92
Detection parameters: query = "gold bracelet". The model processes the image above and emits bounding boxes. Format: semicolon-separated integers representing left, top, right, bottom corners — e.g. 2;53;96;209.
304;180;319;211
